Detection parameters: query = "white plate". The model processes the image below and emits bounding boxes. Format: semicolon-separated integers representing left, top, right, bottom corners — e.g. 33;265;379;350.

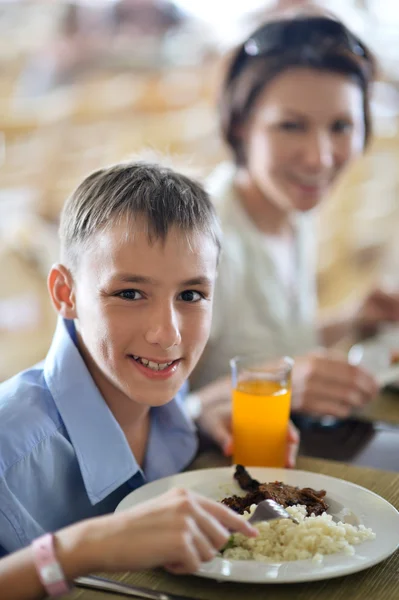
348;326;399;388
115;466;399;583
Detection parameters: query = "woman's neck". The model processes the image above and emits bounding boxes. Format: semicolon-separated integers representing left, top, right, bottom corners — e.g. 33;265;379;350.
234;168;291;236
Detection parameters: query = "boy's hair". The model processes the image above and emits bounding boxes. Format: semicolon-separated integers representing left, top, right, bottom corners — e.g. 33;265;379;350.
59;161;222;270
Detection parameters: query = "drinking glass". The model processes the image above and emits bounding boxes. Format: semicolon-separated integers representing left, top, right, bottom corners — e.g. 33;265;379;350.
230;355;293;467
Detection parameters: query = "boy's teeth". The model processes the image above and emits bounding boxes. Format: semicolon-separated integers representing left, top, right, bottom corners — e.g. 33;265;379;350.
160;362;173;370
133;356;174;371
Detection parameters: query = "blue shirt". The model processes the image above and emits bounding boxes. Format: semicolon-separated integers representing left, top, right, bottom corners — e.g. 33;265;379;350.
0;318;198;556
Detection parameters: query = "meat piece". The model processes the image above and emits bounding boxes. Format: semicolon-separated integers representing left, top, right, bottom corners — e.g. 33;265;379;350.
234;464;261;492
222;465;328;517
221;491;266;513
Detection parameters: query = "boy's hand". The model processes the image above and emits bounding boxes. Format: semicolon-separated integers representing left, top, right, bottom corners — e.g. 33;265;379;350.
196;395;232;456
285;421;299;468
63;488;258;577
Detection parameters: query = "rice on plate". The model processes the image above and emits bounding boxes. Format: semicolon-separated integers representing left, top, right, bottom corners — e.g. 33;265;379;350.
223;504;376;563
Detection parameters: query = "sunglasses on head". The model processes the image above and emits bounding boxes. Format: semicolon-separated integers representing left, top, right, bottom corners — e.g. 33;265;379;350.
230;17;368;81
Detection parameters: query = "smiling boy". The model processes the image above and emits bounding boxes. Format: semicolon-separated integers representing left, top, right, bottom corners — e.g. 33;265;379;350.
0;162;221;556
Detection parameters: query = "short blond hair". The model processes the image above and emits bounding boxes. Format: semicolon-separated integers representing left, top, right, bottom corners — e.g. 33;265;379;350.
59;161;222;270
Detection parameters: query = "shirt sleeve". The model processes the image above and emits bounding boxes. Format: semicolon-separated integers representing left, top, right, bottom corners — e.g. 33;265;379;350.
0;504;23;555
0;479;34;554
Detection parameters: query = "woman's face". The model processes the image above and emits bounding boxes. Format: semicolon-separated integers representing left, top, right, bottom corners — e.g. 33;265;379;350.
241;67;366;213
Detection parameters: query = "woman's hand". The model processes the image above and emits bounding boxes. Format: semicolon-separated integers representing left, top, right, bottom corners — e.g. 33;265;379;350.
57;488;258;578
291;349;378;418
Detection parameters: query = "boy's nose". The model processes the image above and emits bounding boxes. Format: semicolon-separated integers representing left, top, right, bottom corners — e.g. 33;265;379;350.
145;306;182;350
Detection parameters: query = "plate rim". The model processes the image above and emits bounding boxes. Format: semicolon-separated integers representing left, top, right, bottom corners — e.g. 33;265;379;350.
115;466;399;583
116;465;399;512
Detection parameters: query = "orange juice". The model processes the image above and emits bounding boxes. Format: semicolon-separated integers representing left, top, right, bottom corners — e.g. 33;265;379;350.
232;379;291;467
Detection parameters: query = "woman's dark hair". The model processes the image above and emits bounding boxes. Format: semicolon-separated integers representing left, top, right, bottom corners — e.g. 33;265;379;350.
220;16;377;165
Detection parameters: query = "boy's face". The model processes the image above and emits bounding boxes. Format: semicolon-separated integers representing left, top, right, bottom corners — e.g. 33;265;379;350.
56;222;218;409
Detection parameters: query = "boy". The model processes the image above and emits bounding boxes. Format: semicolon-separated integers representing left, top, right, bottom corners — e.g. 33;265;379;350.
0;161;222;556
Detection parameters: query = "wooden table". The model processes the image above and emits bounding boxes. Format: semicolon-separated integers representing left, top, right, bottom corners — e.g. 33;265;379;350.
66;455;399;600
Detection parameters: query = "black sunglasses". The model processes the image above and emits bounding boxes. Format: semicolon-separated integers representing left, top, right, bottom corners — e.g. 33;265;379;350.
230;17;368;81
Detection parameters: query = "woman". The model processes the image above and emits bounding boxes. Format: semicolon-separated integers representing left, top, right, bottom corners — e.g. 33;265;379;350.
191;14;399;454
0;488;256;599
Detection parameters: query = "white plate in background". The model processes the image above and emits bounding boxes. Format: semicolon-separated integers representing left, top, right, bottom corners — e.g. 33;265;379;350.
349;326;399;388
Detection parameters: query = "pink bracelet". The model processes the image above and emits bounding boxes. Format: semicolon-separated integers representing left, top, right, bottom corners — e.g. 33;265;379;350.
32;533;71;597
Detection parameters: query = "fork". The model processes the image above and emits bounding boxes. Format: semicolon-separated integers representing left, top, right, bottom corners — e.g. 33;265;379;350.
247;499;300;525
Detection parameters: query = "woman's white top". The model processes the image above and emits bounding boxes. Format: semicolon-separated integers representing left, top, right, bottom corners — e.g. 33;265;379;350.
192;163;319;389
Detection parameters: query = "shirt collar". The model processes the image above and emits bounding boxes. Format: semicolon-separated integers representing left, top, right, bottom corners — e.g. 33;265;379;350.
43;318;139;505
44;319;197;505
144;400;197;481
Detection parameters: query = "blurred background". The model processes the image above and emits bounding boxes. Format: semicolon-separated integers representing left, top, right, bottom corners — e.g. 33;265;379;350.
2;0;399;380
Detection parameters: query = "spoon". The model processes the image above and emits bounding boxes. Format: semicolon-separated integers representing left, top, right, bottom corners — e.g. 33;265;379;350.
247;499;300;525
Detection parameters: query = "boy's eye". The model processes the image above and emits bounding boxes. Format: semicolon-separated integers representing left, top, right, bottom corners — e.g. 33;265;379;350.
116;290;143;301
179;290;203;302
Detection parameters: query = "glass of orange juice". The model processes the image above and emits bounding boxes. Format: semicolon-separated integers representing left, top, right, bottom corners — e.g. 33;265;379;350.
230;355;293;467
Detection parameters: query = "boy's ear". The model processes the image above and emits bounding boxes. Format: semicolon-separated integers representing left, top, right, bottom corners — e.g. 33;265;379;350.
48;264;77;319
